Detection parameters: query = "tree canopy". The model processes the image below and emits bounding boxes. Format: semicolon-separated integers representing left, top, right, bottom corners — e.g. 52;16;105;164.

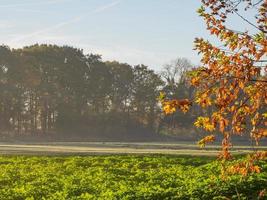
0;44;195;141
161;0;267;175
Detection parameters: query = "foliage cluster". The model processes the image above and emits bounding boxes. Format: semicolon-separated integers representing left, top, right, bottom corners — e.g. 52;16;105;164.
161;0;267;170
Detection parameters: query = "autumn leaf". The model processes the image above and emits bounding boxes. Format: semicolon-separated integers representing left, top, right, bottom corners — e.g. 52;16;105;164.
197;135;215;148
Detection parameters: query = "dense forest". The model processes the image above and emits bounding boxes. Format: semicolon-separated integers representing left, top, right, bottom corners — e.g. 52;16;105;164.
0;44;203;141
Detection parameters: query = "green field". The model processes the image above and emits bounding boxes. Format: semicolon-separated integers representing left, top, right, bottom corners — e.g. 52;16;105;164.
0;155;266;199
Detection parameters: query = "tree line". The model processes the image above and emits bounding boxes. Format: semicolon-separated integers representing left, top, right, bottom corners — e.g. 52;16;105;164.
0;44;198;141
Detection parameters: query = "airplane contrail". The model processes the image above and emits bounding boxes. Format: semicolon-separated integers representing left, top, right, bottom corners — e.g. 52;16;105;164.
92;0;121;14
9;0;121;44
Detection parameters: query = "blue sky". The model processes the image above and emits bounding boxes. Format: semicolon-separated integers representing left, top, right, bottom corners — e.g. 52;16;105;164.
0;0;257;70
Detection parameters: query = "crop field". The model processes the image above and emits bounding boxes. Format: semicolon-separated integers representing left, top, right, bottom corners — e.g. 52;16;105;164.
0;155;266;199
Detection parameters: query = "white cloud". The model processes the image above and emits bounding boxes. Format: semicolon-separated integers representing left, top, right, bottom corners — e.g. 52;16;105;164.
78;43;177;70
9;8;50;13
0;20;14;29
8;0;121;44
7;32;173;70
0;0;70;8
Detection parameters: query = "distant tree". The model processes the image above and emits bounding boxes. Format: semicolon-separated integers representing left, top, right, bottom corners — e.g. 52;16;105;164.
159;58;198;135
86;59;113;114
0;46;19;133
161;58;194;99
132;65;163;129
107;61;133;113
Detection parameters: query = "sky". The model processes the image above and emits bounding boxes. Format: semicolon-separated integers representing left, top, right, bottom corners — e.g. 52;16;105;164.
0;0;258;70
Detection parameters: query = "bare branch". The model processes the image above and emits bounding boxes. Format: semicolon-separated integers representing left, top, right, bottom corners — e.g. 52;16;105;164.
233;10;267;33
253;0;264;6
